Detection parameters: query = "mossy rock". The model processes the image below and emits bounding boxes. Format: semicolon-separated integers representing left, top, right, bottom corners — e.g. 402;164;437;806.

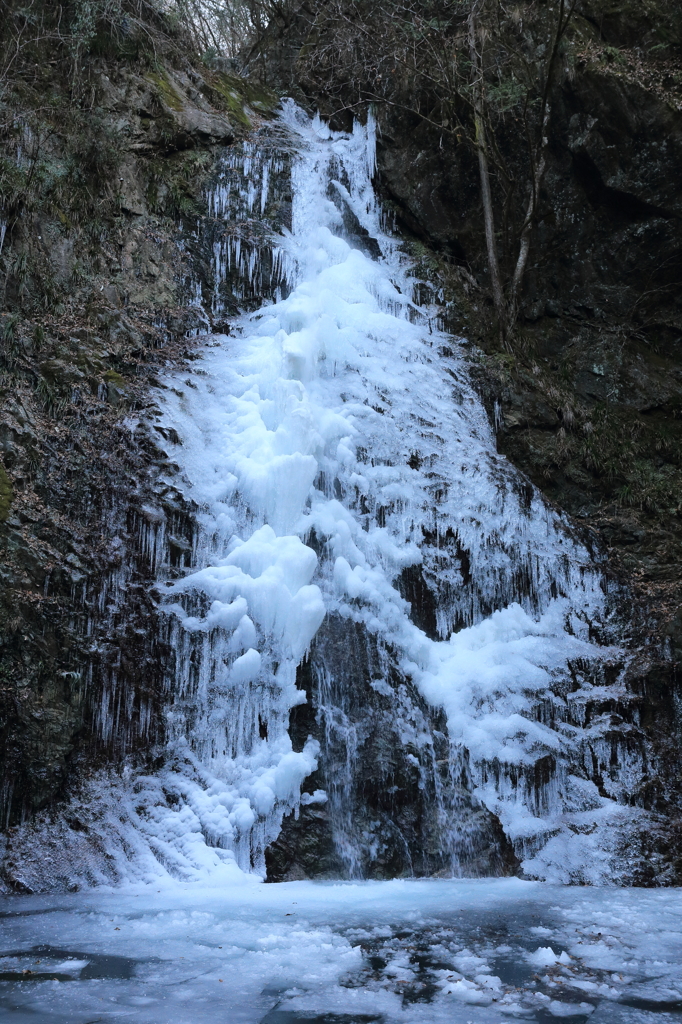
103;369;126;387
40;359;85;386
145;70;184;112
200;71;278;126
0;464;13;522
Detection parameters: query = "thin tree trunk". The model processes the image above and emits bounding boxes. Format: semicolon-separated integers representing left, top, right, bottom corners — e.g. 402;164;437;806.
508;0;578;330
468;5;506;334
509;102;550;318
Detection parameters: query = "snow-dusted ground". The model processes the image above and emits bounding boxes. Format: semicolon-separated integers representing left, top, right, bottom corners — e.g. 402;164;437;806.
1;879;681;1023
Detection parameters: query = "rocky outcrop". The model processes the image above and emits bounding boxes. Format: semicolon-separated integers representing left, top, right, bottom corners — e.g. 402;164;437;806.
0;308;202;829
267;616;518;882
0;7;276;836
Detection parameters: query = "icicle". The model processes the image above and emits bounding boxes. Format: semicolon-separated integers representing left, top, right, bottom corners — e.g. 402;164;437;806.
260;160;270;215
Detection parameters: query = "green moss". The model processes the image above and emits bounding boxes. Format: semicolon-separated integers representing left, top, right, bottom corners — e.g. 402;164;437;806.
239;78;279;113
0;464;13;522
203;77;250;127
200;71;278;127
145;71;184;112
103;369;125;387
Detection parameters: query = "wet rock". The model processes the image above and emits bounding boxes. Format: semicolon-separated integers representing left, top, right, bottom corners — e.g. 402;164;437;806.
267;615;518;881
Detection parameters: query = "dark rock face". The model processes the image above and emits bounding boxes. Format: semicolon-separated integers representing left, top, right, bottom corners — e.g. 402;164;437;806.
266;615;518;881
0;318;201;829
376;50;682;614
0;11;276;839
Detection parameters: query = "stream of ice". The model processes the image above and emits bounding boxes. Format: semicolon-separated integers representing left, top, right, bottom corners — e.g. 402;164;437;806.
0;97;671;1024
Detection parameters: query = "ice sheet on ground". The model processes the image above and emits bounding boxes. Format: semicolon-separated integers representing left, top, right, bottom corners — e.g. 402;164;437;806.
1;879;682;1024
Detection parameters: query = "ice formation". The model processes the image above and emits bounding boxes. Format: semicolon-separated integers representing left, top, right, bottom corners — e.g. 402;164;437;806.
121;101;637;884
3;878;682;1022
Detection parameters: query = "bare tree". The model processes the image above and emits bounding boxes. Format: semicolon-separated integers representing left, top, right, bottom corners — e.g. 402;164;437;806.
468;0;505;329
168;0;294;58
291;0;580;344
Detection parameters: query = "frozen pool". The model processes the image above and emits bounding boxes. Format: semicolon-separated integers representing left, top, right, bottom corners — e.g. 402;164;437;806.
1;879;681;1023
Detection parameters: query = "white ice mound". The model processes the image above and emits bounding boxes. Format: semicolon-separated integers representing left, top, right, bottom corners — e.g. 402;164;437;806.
528;947;572;967
166;525;324;661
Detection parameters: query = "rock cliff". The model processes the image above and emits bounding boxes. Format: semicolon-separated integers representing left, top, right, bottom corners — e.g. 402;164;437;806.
2;0;682;889
0;0;274;863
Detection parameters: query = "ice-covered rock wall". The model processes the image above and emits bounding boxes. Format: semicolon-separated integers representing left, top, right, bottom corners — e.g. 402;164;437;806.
132;103;646;885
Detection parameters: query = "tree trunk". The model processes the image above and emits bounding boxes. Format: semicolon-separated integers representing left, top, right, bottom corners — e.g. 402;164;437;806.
507;0;578;331
509;102;551;322
467;5;506;336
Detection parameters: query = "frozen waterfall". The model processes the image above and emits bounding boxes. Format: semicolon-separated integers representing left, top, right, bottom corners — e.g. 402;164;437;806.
119;102;638;886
